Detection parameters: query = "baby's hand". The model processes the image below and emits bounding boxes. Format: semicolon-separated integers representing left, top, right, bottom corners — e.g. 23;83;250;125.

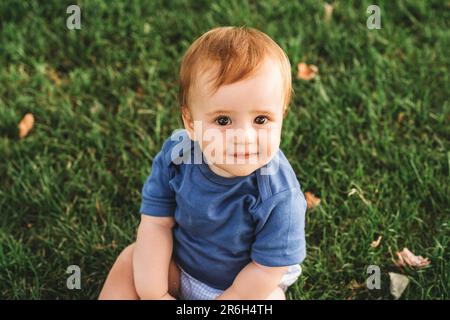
160;293;176;300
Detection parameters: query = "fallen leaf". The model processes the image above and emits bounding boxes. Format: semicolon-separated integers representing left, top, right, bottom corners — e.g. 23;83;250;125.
395;247;430;268
297;62;318;81
46;68;62;86
324;3;333;21
389;272;409;299
18;113;35;139
348;187;371;206
371;235;382;248
305;191;321;209
135;86;145;98
348;279;365;290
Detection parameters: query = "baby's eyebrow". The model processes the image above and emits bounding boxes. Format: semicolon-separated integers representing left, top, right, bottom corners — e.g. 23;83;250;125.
251;109;277;115
205;109;234;116
206;108;277;116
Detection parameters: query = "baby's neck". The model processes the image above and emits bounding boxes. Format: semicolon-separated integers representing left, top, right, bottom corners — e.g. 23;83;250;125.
207;163;237;178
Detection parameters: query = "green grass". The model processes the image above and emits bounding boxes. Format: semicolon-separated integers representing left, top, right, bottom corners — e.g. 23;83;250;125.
0;0;448;299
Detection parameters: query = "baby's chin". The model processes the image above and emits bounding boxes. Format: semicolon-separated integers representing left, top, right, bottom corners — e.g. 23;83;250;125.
221;165;260;177
213;159;272;177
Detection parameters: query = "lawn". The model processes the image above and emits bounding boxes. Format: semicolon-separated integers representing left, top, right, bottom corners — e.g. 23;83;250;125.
0;0;448;299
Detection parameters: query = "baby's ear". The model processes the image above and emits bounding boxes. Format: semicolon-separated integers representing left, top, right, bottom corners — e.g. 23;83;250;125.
181;106;195;140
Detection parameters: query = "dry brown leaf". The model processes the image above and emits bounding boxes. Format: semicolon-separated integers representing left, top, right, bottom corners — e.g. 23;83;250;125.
371;235;382;248
389;272;409;299
395;247;430;268
324;3;333;21
348;187;371;206
47;68;62;86
18;113;35;139
135;86;145;98
297;62;318;81
348;279;365;290
305;191;321;209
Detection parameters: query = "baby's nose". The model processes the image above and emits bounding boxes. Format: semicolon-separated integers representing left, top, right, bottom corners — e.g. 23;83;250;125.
230;127;257;144
227;128;258;154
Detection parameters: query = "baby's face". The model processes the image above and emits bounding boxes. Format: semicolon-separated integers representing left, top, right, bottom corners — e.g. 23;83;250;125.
183;58;285;177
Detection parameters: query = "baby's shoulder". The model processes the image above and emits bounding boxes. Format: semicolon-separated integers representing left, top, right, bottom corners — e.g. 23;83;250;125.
158;129;196;167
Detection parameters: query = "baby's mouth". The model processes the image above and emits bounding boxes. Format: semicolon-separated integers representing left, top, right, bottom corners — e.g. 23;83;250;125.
229;152;259;160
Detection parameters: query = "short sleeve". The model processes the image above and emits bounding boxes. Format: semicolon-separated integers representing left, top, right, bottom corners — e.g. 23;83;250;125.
251;189;307;267
139;143;176;217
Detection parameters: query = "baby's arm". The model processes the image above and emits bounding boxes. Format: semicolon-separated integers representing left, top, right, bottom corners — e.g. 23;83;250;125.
133;214;175;299
215;261;288;300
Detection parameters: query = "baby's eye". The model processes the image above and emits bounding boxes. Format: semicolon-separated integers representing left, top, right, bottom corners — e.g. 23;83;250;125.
254;115;268;125
215;116;232;126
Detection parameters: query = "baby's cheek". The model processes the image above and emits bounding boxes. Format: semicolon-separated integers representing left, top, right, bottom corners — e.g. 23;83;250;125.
259;128;280;160
199;126;221;146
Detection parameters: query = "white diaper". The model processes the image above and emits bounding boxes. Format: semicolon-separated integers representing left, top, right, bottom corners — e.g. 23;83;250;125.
177;264;302;300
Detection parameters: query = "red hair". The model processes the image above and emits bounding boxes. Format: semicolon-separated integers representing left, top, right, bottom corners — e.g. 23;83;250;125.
178;26;293;111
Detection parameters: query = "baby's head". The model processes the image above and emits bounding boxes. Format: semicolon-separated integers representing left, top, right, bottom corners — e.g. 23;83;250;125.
178;26;293;177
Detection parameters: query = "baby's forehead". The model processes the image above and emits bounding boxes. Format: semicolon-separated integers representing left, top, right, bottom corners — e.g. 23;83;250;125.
192;58;284;102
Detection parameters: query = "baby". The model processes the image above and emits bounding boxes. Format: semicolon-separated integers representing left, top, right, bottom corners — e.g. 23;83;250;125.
99;26;307;300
